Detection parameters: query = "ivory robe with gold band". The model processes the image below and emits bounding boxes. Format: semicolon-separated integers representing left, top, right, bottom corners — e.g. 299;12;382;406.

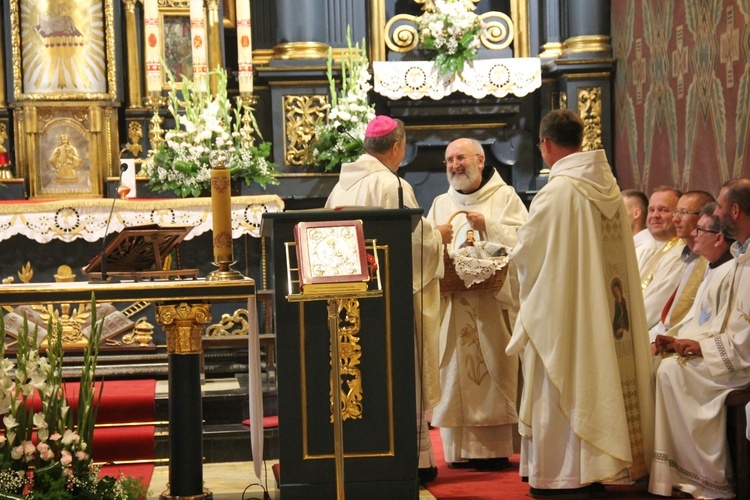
649;253;709;341
426;170;528;462
507;150;654;489
649;243;750;499
325;154;445;468
640;238;687;330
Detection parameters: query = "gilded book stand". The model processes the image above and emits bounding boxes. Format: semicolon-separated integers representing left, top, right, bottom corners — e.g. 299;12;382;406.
262;209;422;500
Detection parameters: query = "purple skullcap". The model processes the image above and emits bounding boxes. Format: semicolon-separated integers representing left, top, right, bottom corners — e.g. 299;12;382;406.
365;116;398;138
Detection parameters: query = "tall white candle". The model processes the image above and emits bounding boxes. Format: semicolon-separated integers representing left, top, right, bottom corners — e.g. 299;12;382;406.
144;0;161;93
190;0;208;92
236;0;253;95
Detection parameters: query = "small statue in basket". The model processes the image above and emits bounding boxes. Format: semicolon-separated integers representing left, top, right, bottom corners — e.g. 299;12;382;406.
426;138;528;471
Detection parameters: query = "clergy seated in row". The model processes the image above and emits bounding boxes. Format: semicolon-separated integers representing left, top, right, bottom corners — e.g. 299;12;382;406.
649;178;750;499
622;189;654;253
648;192;716;342
650;205;734;366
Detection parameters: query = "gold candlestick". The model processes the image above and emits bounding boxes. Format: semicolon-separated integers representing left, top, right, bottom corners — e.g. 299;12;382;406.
206;156;244;281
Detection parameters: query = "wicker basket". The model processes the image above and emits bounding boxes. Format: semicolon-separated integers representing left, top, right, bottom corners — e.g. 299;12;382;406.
439;210;508;294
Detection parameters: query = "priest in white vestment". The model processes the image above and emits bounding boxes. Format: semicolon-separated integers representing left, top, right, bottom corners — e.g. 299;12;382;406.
507;110;654;498
622;189;654;254
649;192;716;341
426;138;528;470
325;116;453;483
640;188;688;330
649;179;750;499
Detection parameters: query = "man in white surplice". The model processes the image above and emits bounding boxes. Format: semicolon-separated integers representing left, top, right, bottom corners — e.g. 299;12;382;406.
506;110;654;498
649;179;750;499
640;187;687;330
426;138;528;471
325;115;453;483
648;191;715;342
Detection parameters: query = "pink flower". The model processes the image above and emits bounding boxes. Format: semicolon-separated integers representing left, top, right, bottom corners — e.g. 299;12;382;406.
37;442;54;461
50;432;62;441
11;444;23;460
60;449;72;466
74;450;88;461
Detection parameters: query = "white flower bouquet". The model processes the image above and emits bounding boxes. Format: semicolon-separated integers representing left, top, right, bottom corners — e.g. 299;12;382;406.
417;0;484;78
308;32;376;171
143;67;278;198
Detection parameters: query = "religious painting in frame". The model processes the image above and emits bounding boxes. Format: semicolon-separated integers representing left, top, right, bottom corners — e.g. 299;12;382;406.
19;104;112;199
9;0;117;100
160;8;193;87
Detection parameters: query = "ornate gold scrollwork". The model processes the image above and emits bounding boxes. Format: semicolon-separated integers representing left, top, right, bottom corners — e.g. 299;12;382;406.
282;95;329;166
329;298;363;421
384;10;514;54
578;86;603;152
126;121;143;157
205;308;249;337
479;12;514;51
384;14;420;53
157;303;211;355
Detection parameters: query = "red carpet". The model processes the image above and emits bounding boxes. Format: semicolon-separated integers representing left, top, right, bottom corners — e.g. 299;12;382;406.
425;428;655;499
100;463;154;492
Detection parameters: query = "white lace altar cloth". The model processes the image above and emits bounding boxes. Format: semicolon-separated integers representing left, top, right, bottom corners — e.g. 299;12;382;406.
450;241;510;288
0;195;284;243
373;58;541;100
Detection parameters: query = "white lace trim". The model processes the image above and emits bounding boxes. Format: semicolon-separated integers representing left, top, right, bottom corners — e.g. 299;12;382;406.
449;241;510;288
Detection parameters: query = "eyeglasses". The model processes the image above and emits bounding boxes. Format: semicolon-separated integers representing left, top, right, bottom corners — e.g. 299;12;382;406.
443;153;480;166
671;209;701;217
537;138;547;150
695;227;720;235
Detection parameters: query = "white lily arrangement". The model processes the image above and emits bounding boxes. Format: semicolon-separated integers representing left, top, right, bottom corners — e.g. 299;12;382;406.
143;67;278;197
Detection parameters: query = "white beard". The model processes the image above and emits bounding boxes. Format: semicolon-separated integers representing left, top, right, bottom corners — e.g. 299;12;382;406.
447;169;481;192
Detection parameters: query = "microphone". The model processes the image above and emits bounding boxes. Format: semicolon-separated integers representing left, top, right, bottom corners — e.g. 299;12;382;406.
336;124;405;209
98;163;129;283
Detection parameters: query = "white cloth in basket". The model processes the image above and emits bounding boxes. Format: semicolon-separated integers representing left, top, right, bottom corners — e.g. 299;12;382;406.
449;241;510;288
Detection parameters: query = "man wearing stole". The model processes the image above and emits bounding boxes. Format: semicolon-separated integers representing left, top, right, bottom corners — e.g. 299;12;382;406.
649;179;750;499
325;116;453;483
426;138;527;470
507;110;654;498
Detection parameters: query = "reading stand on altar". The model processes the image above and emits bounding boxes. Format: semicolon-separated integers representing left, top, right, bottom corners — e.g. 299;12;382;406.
262;209;422;500
83;224;199;281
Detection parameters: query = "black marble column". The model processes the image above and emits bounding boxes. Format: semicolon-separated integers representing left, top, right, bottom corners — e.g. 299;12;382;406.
276;0;328;43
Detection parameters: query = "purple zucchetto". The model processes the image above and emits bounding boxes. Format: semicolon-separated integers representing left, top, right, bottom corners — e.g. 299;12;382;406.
365;116;398;138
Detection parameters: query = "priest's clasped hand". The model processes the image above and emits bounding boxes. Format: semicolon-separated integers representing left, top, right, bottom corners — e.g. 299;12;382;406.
654;334;703;357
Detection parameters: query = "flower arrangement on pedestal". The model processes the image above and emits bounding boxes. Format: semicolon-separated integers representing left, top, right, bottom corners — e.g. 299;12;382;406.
416;0;484;78
142;67;278;198
0;300;147;499
307;33;376;171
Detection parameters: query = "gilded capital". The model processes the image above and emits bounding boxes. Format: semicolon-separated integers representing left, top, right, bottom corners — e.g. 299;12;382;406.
157;303;212;354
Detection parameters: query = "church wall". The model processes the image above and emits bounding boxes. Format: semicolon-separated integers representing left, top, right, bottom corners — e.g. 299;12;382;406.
612;0;750;195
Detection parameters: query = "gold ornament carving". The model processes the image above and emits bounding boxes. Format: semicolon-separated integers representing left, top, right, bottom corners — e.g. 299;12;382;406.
282;95;328;166
157;303;211;354
126;121;144;157
205;308;249;337
35;302;91;347
329;298;363;421
578;86;603;152
384;10;513;53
